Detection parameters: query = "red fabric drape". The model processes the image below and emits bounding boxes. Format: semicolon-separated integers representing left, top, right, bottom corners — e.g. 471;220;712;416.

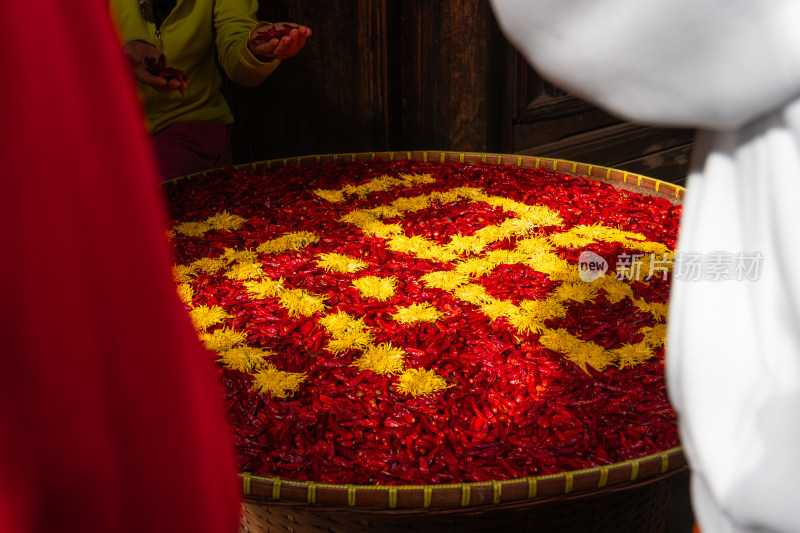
0;1;240;531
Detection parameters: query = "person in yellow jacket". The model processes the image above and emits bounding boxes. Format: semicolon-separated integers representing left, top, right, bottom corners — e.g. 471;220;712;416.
110;0;310;179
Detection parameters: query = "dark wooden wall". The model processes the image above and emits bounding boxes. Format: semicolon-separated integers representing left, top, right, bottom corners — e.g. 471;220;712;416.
510;60;695;185
399;2;511;152
224;2;398;163
224;0;692;185
225;0;508;163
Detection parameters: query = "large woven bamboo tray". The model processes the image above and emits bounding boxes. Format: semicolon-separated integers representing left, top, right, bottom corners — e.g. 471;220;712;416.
167;151;688;533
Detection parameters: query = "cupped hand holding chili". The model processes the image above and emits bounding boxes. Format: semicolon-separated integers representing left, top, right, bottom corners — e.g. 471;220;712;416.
123;40;190;94
248;22;312;61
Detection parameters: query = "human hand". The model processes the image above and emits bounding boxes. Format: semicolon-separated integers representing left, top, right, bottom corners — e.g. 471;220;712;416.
122;40;190;93
248;22;312;60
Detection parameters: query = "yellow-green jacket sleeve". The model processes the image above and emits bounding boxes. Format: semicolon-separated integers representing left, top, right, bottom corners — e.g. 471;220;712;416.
213;1;280;87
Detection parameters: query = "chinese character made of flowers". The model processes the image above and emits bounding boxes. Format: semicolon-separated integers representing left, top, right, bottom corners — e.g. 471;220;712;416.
170;171;676;400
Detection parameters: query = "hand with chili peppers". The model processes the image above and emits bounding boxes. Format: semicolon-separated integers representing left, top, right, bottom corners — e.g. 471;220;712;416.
248;22;312;61
122;40;190;94
110;0;313;180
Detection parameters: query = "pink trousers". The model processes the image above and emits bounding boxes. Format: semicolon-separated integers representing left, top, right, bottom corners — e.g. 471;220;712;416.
151;121;232;180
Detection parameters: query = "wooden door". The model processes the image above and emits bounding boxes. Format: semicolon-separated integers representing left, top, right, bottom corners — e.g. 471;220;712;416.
509;59;695;185
223;1;400;163
222;1;692;184
222;0;508;164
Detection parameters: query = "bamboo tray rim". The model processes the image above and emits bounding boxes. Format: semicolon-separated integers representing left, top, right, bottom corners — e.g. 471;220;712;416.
241;446;685;509
166;151;686;509
163;150;686;202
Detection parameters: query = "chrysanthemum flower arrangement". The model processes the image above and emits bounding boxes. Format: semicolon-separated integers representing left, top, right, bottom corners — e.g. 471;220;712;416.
165;157;681;485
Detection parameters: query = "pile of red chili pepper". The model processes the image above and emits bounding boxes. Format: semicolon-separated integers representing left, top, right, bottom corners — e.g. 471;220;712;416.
165;159;682;485
145;53;188;95
249;23;300;46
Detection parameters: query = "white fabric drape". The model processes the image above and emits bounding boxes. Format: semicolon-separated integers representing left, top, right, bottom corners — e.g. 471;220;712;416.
489;1;800;531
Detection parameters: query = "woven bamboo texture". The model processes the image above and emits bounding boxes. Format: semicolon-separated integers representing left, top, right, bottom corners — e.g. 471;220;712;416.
240;472;686;532
172;152;688;531
239;446;685;509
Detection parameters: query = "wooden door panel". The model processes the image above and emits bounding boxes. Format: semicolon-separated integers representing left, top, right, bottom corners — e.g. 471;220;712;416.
511;60;694;184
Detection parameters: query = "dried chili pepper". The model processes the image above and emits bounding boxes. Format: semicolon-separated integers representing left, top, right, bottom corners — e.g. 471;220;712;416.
248;23;300;46
167;158;681;485
144;53;188;95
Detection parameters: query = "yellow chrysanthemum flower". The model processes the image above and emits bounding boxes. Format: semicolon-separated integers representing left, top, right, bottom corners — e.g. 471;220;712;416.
497;217;538;237
640;323;667;348
415;244;458;263
279;289;327;317
256;231;319;254
318;311;375;354
553;282;599;303
596;277;634;304
221;247;259;264
518;205;564;227
505;310;547;335
539;328;609;373
446;235;488;255
353;275;397;301
514;237;553;255
173;221;211;237
395;368;448;397
391;303;442;324
397;172;436;186
633;299;668;320
548;232;595;248
362;221;404;238
252;363;306;398
480;299;518;321
386;235;431;255
612;343;654;369
172;264;196;283
453;283;493;305
473;224;506;242
391;195;430;213
482;196;519;212
363;175;394;194
191;256;227;274
224;261;264;281
319;311;365;336
206;211;247;232
176;283;195;306
484;249;529;268
219;345;273;374
316;173;433;204
368;205;402;220
526;252;577;280
326;332;376;355
200;328;247;353
340;210;376;227
518;298;567;320
352;343;406;375
316;253;368;273
572;223;627;242
244;277;284;299
453;258;494;277
314;188;345;203
421;270;470;291
190;304;231;331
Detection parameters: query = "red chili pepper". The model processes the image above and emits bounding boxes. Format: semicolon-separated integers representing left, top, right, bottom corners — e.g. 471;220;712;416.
169;159;680;485
144;53;188;95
